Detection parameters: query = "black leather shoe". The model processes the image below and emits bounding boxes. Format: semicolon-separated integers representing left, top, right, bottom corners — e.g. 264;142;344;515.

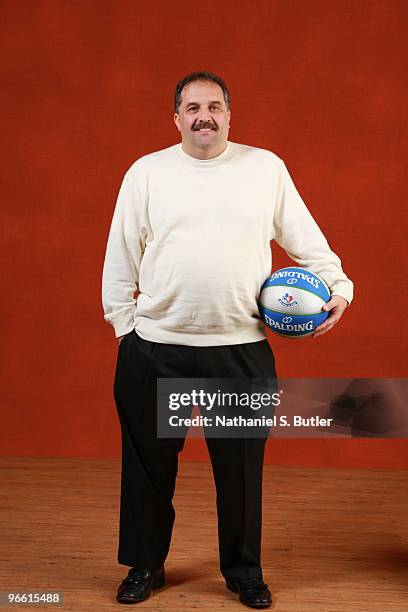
116;565;165;604
226;576;272;608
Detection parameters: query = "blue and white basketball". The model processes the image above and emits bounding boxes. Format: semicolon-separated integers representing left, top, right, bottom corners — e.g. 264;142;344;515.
259;267;331;338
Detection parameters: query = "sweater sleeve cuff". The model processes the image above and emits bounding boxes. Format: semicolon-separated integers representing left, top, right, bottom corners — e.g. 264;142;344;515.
330;280;354;306
104;308;136;338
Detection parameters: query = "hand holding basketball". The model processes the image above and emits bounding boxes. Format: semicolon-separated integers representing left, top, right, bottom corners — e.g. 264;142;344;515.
312;295;349;339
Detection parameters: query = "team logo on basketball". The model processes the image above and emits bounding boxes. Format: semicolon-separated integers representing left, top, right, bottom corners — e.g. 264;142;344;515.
278;293;298;308
282;317;292;323
287;278;297;285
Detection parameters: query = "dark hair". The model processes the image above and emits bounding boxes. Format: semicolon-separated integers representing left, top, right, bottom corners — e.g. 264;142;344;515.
174;71;231;113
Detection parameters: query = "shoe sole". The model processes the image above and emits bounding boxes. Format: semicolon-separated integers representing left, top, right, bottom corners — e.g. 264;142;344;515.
226;581;272;608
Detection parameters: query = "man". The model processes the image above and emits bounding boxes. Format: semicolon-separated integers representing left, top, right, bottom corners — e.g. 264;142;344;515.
101;71;353;608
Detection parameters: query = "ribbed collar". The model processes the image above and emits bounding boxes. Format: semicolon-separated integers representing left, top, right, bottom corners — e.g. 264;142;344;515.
175;141;233;168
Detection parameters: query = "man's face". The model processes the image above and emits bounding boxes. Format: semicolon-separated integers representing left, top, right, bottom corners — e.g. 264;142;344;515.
174;80;231;158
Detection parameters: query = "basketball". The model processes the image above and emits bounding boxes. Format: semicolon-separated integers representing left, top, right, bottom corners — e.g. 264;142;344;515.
259;267;331;338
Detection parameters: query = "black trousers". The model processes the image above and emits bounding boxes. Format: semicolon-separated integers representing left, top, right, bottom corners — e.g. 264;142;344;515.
113;329;277;582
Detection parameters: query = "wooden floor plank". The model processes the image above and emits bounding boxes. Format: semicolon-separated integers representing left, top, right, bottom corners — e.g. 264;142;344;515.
0;458;407;611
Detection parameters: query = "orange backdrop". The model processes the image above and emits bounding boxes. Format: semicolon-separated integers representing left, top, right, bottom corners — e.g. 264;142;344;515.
1;0;407;467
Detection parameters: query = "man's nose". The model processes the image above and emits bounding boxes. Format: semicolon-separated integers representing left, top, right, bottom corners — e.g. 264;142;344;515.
197;108;213;122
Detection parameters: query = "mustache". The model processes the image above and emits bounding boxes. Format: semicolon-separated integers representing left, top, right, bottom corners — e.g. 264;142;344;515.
192;120;218;131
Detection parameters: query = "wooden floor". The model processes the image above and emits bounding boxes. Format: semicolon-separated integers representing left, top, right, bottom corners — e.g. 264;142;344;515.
0;457;407;611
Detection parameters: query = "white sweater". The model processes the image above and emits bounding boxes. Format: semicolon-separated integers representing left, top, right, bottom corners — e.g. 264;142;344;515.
101;141;353;346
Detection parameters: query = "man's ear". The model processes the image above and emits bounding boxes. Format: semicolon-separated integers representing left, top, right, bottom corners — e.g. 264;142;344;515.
174;113;181;132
